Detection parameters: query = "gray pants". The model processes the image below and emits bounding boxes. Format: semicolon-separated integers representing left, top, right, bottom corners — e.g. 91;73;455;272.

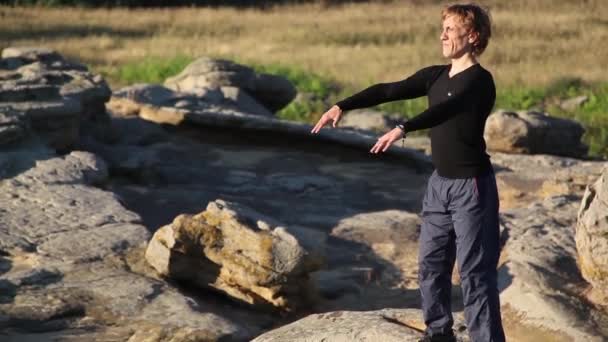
419;169;505;342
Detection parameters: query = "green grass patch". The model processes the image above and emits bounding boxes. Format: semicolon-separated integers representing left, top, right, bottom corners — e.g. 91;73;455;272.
107;55;194;85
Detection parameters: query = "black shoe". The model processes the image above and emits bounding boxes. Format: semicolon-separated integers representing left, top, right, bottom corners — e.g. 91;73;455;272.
418;330;456;342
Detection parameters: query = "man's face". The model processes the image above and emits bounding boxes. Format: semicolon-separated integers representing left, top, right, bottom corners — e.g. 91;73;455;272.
440;15;474;59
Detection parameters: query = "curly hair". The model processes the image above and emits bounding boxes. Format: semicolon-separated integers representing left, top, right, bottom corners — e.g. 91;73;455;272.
441;3;492;56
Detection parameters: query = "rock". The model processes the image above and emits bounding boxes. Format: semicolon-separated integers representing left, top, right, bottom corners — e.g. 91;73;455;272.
0;47;111;150
164;57;296;112
576;166;608;295
105;116;169;146
13;150;108;186
489;152;605;210
110;83;273;118
293;91;319;104
0;144;259;341
113;83;178;107
7;99;82;150
338;109;402;133
0;109;28;145
251;308;469;342
560;95;588;112
331;210;421;286
218;86;273;117
107;101;432;172
484;110;588;158
145;199;323;311
498;195;606;341
1;47;87;71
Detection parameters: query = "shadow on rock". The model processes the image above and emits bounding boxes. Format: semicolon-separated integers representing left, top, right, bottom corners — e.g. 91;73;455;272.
0;279;17;304
88;113;441;335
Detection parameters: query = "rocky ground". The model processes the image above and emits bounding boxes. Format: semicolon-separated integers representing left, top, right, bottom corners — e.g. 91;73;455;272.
0;48;607;341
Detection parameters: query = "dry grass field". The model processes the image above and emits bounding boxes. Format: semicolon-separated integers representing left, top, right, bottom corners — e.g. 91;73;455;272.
0;0;606;88
1;0;607;156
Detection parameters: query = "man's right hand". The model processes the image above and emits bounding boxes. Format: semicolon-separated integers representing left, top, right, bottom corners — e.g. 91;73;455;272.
310;105;343;134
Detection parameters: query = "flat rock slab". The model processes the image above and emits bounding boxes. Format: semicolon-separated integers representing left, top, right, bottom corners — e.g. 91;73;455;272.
92;121;431;232
0;143;268;341
252;308;468;342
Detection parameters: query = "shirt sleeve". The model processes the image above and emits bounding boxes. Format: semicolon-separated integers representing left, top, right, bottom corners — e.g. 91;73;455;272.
334;65;440;111
401;73;494;133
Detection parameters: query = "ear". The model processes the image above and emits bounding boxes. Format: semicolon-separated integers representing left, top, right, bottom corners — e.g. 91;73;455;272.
468;30;479;45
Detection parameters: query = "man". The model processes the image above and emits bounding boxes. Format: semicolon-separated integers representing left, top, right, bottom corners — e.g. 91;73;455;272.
310;3;505;342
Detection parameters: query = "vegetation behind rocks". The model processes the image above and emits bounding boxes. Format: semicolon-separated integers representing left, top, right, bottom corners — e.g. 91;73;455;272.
1;0;604;156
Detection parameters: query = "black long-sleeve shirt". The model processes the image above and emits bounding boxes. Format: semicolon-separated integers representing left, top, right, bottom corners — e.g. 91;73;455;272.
335;63;496;179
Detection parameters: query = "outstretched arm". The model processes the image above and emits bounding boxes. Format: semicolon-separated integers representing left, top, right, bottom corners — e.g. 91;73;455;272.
335;66;436;111
311;66;440;134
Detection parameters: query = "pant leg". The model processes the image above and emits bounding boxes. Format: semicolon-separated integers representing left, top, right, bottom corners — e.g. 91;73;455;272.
448;171;505;342
419;171;457;335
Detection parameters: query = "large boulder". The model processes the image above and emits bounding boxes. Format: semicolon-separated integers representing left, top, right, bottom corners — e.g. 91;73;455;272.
484;110;588;158
0;47;111;150
164;57;296;112
145;199;324;311
110;83;273;117
576;166;608;296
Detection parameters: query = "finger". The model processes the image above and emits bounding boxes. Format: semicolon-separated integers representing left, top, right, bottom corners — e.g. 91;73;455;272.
371;140;383;154
311;118;325;134
377;141;387;153
320;117;331;131
370;141;379;153
310;123;317;134
382;138;397;152
380;138;392;153
332;115;341;128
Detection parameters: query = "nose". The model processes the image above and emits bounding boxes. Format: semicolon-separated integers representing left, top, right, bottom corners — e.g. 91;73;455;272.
439;29;447;41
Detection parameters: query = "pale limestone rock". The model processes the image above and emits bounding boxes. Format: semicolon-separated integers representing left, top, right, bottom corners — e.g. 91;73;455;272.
218;85;273;116
145;199;323;311
0;47;110;149
498;195;606;341
490;151;605;210
164;56;296;112
331;210;421;286
560;95;588;112
13;151;108;186
111;83;273;117
252;308;468;342
484;110;588;158
0;145;256;341
576;166;608;295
